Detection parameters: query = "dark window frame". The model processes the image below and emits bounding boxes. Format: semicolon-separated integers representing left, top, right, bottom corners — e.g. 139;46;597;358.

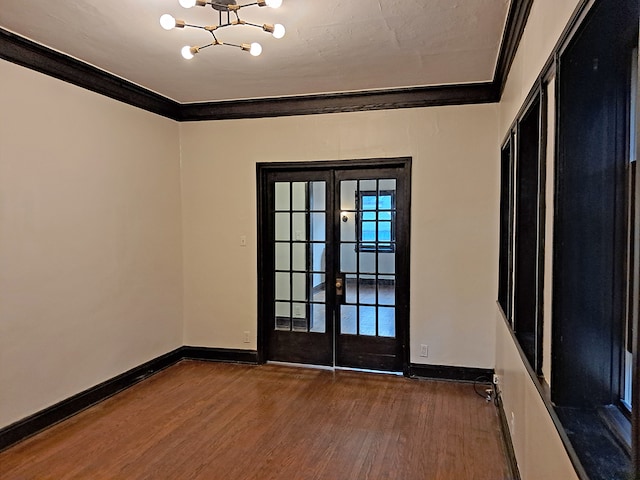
497;87;546;376
513;92;545;375
498;136;514;323
356;190;396;253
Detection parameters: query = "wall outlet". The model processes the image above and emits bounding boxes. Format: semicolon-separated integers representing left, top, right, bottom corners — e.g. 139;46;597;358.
243;331;250;343
239;235;247;247
420;344;429;357
493;374;500;385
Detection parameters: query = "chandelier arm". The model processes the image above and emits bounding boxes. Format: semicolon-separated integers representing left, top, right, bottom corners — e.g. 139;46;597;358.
236;2;260;8
199;37;226;50
242;21;263;28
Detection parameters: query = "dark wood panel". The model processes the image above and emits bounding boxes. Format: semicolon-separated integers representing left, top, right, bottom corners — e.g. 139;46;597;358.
0;361;512;480
336;334;401;371
268;331;334;366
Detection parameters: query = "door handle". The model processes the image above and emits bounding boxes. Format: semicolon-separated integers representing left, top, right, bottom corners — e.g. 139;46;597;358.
336;276;344;296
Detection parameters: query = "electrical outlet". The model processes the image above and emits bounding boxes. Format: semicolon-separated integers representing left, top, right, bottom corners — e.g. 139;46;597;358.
243;331;250;343
239;235;247;247
493;374;500;385
420;344;429;357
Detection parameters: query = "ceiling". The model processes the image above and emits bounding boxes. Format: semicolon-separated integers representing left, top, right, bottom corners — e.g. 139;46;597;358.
0;0;510;104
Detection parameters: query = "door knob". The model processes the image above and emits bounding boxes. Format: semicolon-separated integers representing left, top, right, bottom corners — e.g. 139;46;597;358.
336;277;344;296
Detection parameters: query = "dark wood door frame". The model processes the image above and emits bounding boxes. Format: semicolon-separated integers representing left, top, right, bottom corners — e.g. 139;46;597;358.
256;157;412;375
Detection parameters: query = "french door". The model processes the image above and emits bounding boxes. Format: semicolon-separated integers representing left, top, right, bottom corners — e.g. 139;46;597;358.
257;158;411;372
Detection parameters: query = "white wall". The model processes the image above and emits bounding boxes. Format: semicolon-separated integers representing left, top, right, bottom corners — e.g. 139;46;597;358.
499;0;582;135
180;104;500;368
496;0;583;478
0;60;184;428
0;0;582;443
495;317;579;480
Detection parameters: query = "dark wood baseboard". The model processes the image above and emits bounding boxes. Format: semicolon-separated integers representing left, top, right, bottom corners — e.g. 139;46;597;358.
1;352;493;452
181;346;259;364
0;346;258;452
408;363;493;383
0;348;183;452
496;394;522;480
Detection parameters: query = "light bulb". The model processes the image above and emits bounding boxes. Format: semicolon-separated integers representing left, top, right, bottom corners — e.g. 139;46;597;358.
272;23;285;39
250;42;262;56
160;14;177;30
179;0;196;8
265;0;282;8
181;45;195;60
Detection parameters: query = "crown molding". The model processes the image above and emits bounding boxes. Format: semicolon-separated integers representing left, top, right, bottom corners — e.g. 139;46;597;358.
178;83;498;121
0;0;530;121
0;28;181;120
494;0;534;95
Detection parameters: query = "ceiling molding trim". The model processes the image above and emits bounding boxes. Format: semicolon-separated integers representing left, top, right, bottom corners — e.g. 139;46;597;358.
493;0;534;95
1;6;533;123
0;28;181;121
178;83;499;121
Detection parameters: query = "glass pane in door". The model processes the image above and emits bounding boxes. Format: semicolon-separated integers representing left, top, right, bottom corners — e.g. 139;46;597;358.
339;179;397;338
273;181;327;334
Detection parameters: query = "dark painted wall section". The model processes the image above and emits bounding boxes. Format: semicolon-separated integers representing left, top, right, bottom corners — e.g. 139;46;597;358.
553;0;638;407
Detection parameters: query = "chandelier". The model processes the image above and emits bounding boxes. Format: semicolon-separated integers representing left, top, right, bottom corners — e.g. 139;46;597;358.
160;0;285;59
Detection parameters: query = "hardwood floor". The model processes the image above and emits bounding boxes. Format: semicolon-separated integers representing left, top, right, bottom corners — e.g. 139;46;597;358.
0;361;512;479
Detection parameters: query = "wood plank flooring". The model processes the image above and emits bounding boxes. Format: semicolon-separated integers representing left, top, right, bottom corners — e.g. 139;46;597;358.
0;361;512;479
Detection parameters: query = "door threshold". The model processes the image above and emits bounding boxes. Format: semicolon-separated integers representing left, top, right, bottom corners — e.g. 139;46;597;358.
266;361;403;376
267;361;334;371
335;366;403;376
